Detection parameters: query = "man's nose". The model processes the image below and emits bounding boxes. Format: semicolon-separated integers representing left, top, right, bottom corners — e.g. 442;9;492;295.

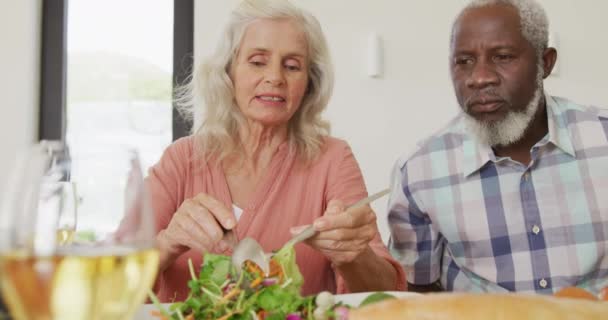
465;61;499;89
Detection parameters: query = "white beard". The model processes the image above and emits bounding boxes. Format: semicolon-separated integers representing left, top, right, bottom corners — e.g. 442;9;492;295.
464;63;545;147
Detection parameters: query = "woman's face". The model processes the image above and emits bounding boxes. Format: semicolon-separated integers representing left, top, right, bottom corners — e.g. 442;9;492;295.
231;18;309;128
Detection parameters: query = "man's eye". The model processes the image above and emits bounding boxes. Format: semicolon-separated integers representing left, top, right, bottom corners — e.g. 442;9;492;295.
495;54;514;62
455;57;473;65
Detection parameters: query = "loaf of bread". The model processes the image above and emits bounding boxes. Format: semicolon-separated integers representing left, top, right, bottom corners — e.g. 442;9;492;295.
349;293;608;320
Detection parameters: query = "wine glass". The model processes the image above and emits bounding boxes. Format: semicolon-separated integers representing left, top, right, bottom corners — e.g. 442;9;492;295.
52;181;78;246
0;141;159;320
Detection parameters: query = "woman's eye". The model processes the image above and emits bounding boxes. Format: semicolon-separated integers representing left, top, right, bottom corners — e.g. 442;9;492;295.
249;60;265;67
285;64;300;71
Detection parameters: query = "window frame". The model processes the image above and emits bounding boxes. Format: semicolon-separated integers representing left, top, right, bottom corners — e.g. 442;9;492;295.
39;0;194;141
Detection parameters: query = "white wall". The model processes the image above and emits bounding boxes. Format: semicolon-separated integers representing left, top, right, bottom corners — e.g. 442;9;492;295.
196;0;608;243
0;0;41;185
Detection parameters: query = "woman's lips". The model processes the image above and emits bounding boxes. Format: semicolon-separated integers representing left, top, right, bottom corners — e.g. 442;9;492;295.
255;96;286;107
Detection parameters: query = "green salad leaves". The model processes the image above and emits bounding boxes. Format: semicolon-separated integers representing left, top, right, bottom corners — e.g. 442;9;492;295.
150;245;316;320
149;243;395;320
358;292;395;307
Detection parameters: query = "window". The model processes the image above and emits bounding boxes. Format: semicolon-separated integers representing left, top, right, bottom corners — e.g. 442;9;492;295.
39;0;193;231
40;0;192;140
66;0;174;170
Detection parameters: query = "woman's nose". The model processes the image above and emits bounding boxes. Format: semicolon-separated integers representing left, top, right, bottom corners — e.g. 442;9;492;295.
264;63;285;86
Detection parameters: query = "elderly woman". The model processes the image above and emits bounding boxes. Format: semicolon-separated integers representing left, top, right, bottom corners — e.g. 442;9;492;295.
149;0;406;301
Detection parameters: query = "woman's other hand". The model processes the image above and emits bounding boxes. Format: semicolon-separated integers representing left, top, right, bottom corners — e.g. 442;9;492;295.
291;200;398;291
157;193;236;271
292;200;377;266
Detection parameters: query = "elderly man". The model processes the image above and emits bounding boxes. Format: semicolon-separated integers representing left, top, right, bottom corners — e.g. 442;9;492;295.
388;0;608;294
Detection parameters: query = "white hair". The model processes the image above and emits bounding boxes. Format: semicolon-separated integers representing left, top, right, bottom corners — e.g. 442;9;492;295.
453;0;550;56
464;60;544;147
177;0;333;163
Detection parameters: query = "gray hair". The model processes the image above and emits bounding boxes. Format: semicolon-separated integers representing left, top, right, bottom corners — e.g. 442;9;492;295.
177;0;333;163
453;0;550;56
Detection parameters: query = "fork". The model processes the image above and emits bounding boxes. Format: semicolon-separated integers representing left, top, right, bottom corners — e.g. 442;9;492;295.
231;188;391;276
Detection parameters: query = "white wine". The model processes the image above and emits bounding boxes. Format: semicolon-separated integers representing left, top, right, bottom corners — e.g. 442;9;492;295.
56;228;76;245
0;246;159;320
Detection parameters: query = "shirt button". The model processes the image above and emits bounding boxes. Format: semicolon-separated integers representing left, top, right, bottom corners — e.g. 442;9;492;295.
532;225;541;235
539;279;548;288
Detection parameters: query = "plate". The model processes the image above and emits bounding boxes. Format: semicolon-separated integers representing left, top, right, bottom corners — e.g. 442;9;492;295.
134;291;420;320
334;291;420;306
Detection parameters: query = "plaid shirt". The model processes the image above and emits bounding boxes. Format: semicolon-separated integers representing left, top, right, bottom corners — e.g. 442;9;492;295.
388;94;608;294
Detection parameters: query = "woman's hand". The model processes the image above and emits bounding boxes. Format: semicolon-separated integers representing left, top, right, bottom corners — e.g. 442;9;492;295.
157;193;236;271
291;199;398;291
291;199;377;266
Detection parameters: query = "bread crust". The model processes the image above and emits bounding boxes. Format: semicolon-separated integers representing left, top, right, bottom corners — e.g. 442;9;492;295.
349;293;608;320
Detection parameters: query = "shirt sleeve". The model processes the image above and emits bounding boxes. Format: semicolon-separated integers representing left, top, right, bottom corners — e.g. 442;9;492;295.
387;160;444;286
326;141;407;293
145;137;190;234
146;138;192;295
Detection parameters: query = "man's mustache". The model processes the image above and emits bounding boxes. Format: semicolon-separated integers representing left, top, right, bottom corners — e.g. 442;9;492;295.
464;90;506;111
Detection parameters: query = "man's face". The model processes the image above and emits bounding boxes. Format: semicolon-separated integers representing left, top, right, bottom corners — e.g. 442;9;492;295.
450;4;541;144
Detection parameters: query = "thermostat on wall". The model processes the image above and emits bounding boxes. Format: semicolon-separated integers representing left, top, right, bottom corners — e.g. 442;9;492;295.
367;33;383;78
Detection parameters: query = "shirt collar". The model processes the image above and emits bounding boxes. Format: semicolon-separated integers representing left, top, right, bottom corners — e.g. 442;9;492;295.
462;92;576;177
545;94;576;157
